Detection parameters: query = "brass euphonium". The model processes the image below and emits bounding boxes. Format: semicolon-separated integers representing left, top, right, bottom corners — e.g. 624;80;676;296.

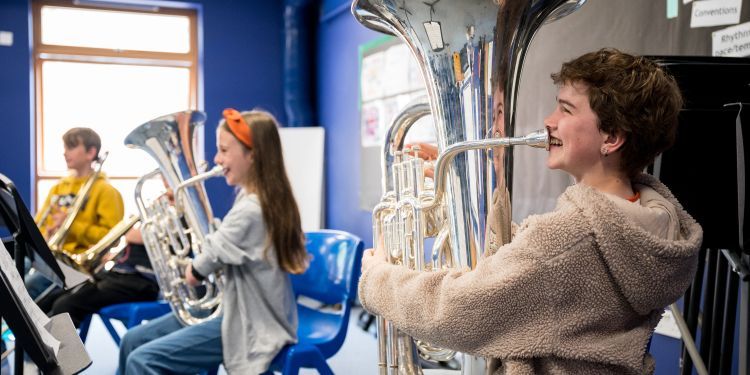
46;151;109;250
125;110;224;326
55;214;140;275
352;0;586;374
42;152;124;276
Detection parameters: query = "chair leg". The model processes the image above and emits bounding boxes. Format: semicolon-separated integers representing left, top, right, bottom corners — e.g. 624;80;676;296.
78;315;92;343
100;316;122;346
282;345;334;375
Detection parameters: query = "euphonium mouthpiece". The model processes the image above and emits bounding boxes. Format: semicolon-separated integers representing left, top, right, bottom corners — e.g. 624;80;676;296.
206;165;225;177
518;128;550;150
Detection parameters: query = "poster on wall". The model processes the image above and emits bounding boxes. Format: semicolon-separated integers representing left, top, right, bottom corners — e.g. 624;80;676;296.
360;101;382;147
690;0;742;28
360;40;429;148
359;37;434;209
361;51;384;102
712;21;750;56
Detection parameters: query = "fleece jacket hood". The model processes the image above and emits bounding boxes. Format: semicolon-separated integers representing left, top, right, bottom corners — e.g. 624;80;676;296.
359;173;703;374
565;173;702;315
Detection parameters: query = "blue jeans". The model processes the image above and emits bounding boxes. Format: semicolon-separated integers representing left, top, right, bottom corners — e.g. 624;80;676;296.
25;271;56;300
119;314;223;375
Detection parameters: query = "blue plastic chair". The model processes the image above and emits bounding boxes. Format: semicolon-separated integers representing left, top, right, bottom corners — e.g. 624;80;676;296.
78;300;172;345
262;229;364;375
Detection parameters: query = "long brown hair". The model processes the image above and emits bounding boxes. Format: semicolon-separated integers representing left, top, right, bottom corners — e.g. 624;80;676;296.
220;110;308;274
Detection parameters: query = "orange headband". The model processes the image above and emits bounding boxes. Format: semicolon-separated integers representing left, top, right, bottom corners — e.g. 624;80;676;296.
222;108;253;148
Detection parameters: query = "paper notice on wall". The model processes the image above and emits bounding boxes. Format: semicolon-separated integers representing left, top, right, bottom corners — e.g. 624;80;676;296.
690;0;742;28
668;0;679;19
712;22;750;57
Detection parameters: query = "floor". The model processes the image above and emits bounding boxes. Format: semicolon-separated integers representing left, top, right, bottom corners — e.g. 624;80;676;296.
5;307;683;375
8;307;382;375
80;307;464;374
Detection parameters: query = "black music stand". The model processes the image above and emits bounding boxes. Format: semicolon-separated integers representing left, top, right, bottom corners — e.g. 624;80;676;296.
648;56;750;375
0;174;91;374
0;174;65;286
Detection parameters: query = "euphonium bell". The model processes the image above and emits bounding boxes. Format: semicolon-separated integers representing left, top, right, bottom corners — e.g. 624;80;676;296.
353;0;586;373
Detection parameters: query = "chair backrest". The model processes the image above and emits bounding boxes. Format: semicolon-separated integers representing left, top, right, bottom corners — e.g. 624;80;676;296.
292;230;364;306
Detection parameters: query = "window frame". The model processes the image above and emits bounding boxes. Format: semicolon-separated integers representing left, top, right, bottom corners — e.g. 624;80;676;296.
32;0;199;208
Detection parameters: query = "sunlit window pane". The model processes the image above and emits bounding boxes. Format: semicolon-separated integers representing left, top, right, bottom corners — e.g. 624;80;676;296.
40;61;191;177
34;3;196;214
41;6;190;53
36;178;55;214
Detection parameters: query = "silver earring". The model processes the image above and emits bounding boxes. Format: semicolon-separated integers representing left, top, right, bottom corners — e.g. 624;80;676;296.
601;147;609;157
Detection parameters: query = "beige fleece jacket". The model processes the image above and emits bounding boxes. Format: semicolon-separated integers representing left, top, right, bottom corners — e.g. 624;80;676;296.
359;173;703;374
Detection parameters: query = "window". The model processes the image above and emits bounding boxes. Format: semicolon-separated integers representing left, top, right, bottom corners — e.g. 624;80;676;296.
33;0;198;215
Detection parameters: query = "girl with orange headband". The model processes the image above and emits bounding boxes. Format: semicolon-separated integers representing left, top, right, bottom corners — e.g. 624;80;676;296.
119;109;308;374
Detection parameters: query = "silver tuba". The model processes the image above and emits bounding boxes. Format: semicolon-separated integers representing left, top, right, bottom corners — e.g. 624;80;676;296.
124;110;224;326
352;0;586;373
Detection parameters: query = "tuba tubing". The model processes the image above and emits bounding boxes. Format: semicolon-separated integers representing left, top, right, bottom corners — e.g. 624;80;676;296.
426;129;550;210
55;214;140;275
174;166;224;220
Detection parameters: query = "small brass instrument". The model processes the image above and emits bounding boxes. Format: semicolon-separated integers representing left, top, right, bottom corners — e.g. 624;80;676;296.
46;151;109;251
38;152;125;277
35;195;59;228
54;214;140;275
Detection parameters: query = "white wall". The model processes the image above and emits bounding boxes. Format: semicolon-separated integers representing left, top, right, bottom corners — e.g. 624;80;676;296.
279;127;325;231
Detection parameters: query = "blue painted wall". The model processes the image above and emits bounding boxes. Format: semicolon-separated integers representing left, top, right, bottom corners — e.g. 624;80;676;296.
0;1;34;205
0;0;286;218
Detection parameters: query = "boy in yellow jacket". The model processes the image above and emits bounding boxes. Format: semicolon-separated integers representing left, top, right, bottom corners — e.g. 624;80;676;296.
27;127;124;298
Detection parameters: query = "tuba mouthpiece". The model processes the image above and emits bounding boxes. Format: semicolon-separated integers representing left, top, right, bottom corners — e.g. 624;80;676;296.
521;128;550;150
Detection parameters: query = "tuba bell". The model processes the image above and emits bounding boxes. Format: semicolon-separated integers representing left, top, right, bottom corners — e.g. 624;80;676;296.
352;0;586;373
124;110;224;326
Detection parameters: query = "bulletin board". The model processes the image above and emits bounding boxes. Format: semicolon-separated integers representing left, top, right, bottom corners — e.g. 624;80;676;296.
358;36;433;210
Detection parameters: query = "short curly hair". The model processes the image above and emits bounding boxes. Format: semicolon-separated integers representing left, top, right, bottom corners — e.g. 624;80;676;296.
551;48;683;177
